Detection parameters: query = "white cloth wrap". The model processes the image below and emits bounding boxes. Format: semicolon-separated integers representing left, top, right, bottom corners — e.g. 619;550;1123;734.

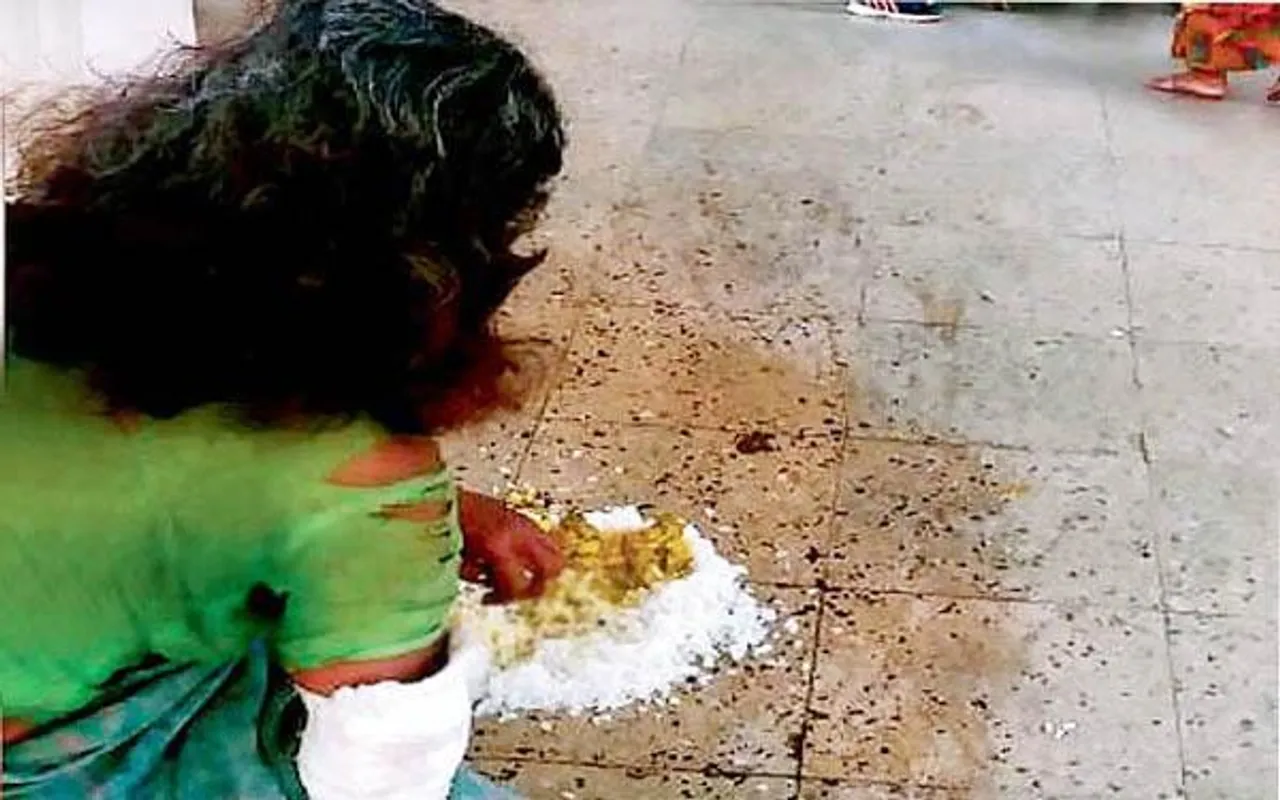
295;630;492;800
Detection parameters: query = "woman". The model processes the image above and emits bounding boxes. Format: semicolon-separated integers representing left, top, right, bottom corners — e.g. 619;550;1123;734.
1147;3;1280;101
1;0;565;797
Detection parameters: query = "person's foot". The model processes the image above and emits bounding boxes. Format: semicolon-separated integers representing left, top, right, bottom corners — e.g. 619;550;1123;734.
1267;79;1280;104
1145;70;1227;100
846;0;943;23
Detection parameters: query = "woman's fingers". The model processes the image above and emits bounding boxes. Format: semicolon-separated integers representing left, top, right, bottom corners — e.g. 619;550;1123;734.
524;565;548;601
488;542;560;603
489;557;534;603
525;532;566;579
459;507;566;603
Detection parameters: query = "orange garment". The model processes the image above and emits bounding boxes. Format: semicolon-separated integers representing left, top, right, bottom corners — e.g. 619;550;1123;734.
1172;3;1280;72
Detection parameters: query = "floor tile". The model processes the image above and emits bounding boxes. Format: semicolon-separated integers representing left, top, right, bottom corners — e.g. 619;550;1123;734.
662;5;908;140
806;592;1181;797
450;0;695;227
1127;241;1280;348
585;127;879;315
894;77;1108;160
439;273;580;495
1115;152;1280;252
450;0;694;129
438;408;540;497
880;7;1172;94
470;586;817;775
472;762;797;800
1168;612;1280;800
549;302;844;435
1101;73;1279;167
840;322;1139;452
856;143;1118;239
829;440;1158;608
496;260;582;347
1105;91;1280;251
519;420;841;584
1137;339;1280;468
862;226;1127;337
1150;459;1278;618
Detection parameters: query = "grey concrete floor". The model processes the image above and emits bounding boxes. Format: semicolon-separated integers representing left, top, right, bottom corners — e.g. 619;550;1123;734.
2;2;1277;799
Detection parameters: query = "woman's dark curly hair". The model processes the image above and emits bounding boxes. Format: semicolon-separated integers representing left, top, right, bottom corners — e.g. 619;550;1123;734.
5;0;565;433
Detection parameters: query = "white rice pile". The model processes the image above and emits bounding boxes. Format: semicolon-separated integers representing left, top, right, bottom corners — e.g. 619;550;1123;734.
457;506;777;718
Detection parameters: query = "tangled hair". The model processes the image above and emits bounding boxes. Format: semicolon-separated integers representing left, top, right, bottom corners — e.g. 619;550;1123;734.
6;0;564;433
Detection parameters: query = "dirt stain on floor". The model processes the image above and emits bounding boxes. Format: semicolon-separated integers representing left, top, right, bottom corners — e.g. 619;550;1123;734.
477;300;1033;795
809;436;1030;796
571;312;1032;795
475;164;1035;793
911;286;966;344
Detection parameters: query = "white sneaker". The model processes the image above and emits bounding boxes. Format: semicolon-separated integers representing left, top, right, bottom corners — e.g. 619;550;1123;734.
846;1;943;23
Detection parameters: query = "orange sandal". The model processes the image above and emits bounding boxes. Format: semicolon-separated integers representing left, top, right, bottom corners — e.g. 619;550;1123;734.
1145;71;1227;100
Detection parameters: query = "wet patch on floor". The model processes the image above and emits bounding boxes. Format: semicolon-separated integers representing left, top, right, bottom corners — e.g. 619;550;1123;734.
829;440;1025;599
805;591;1023;792
805;424;1034;796
909;287;966;343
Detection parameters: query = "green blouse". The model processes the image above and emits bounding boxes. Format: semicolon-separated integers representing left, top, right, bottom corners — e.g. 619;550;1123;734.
0;360;462;726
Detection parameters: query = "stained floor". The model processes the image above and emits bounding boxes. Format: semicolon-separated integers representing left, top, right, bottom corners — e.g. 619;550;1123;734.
4;2;1279;799
435;3;1279;798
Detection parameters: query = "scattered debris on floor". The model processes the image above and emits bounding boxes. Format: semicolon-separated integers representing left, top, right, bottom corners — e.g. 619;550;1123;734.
734;430;778;455
456;496;776;718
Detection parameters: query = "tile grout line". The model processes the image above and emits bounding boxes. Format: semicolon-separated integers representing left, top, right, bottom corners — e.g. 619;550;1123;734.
510;293;592;486
588;290;1273;351
473;752;969;793
1114;229;1154;471
1077;230;1280;256
470;754;799;781
792;589;826;797
535;413;1129;459
754;579;1165;617
1150;488;1192;796
1101;84;1189;798
474;752;962;790
1116;232;1143;394
793;348;849;794
1096;87;1143;397
595;291;1150;344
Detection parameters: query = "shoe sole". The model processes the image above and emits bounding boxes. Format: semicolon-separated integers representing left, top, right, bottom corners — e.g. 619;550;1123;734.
845;4;942;23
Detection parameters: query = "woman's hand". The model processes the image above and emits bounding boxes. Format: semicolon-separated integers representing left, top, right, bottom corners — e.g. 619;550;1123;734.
457;490;564;603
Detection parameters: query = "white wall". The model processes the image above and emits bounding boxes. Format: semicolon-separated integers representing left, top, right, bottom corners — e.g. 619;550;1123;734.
0;0;196;86
1;0;199;187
